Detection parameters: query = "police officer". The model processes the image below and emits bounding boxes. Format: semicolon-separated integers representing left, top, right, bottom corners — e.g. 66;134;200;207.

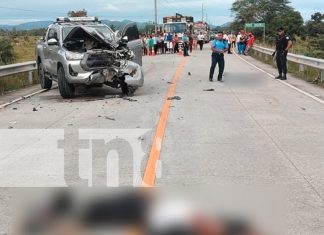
272;27;292;80
209;32;228;82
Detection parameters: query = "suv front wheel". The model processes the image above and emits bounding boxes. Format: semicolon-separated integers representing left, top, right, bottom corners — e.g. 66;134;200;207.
39;62;52;90
57;66;75;98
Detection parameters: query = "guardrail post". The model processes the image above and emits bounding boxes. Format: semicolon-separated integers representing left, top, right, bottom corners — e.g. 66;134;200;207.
28;71;33;85
321;70;324;82
299;64;305;72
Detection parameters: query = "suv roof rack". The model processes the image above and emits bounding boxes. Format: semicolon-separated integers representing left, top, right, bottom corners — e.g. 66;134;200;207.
56;17;100;24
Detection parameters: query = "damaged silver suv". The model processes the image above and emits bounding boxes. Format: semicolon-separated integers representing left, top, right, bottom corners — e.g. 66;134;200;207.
36;17;144;98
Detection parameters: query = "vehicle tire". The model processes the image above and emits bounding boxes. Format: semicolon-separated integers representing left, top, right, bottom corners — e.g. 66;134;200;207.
128;86;137;95
57;66;75;98
38;62;52;90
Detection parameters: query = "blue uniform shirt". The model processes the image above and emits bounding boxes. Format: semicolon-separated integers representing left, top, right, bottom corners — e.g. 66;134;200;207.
211;39;228;53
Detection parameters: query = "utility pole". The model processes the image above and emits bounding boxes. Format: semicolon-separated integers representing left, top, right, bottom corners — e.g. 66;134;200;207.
202;3;204;23
154;0;158;35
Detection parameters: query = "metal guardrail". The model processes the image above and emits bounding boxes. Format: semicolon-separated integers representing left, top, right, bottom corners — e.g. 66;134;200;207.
0;61;37;77
252;45;324;81
0;61;37;84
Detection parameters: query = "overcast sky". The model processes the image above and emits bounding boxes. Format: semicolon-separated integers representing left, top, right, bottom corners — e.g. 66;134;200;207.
0;0;323;25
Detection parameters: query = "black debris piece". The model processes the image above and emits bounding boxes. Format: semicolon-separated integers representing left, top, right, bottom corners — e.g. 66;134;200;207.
167;96;182;101
123;97;138;102
203;89;215;92
33;107;38;112
105;117;116;121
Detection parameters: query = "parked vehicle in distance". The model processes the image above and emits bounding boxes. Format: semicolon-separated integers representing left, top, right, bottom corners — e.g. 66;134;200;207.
36;17;144;98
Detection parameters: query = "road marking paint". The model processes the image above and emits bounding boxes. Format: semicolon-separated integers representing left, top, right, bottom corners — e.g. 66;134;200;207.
0;86;58;110
142;58;187;187
234;52;324;105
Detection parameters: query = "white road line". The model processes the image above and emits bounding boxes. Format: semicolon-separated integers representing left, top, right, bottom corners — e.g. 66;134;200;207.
234;52;324;105
0;86;58;109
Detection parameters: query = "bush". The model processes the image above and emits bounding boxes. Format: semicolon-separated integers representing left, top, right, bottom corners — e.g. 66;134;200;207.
0;38;16;65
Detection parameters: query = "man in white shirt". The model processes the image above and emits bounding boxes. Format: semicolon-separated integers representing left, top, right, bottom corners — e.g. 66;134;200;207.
197;32;205;50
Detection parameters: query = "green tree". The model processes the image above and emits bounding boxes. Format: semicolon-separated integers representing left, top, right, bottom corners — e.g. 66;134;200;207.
270;9;304;39
305;12;324;37
0;38;16;65
230;0;303;41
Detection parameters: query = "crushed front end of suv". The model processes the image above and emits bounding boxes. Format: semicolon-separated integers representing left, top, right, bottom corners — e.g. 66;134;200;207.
36;17;144;98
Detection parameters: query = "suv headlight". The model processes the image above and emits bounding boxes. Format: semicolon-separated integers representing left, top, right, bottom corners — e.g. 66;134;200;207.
65;51;84;61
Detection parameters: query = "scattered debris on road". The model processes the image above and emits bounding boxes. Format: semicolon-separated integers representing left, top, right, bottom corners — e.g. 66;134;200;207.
12;107;18;110
301;107;306;111
123;97;138;102
32;107;38;112
105;95;123;99
105;116;116;121
188;72;191;76
167;96;182;101
104;95;137;102
138;136;145;141
8;126;14;129
167;82;174;84
203;89;215;92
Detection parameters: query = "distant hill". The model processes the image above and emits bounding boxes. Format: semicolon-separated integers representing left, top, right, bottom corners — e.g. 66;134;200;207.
220;22;231;28
0;21;52;30
0;20;231;31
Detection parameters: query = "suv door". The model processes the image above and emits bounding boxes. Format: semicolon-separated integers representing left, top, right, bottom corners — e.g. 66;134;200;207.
121;22;143;66
44;27;60;75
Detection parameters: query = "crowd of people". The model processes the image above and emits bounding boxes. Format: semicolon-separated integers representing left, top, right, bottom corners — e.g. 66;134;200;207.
140;30;256;57
141;28;291;82
141;32;195;56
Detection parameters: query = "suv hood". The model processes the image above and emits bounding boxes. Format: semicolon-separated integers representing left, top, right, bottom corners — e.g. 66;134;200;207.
63;26;119;48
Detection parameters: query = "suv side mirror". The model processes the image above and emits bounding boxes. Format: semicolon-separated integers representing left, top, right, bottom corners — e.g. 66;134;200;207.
48;38;58;46
121;36;129;43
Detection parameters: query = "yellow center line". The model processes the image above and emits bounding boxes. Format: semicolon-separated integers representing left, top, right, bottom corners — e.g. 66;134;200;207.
142;57;187;187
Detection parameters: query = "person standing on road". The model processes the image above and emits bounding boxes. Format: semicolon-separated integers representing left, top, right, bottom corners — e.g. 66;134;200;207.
209;32;228;82
148;36;154;56
197;32;205;50
272;27;292;80
244;32;255;56
173;34;179;53
182;32;190;57
189;34;194;53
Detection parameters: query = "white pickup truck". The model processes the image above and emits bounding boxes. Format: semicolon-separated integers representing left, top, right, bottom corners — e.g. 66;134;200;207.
36;17;144;98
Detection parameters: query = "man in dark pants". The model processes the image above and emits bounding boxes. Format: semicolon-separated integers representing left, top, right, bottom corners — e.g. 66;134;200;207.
209;32;228;82
272;27;292;80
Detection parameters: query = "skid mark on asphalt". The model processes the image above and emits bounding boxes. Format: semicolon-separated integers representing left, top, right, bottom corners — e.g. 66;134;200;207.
142;57;187;187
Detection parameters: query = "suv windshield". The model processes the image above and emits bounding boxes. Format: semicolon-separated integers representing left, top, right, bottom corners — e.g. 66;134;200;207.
62;25;114;41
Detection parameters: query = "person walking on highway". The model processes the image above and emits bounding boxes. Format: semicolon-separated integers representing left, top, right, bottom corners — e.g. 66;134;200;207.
272;27;292;80
209;32;228;82
182;32;190;56
197;32;205;50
